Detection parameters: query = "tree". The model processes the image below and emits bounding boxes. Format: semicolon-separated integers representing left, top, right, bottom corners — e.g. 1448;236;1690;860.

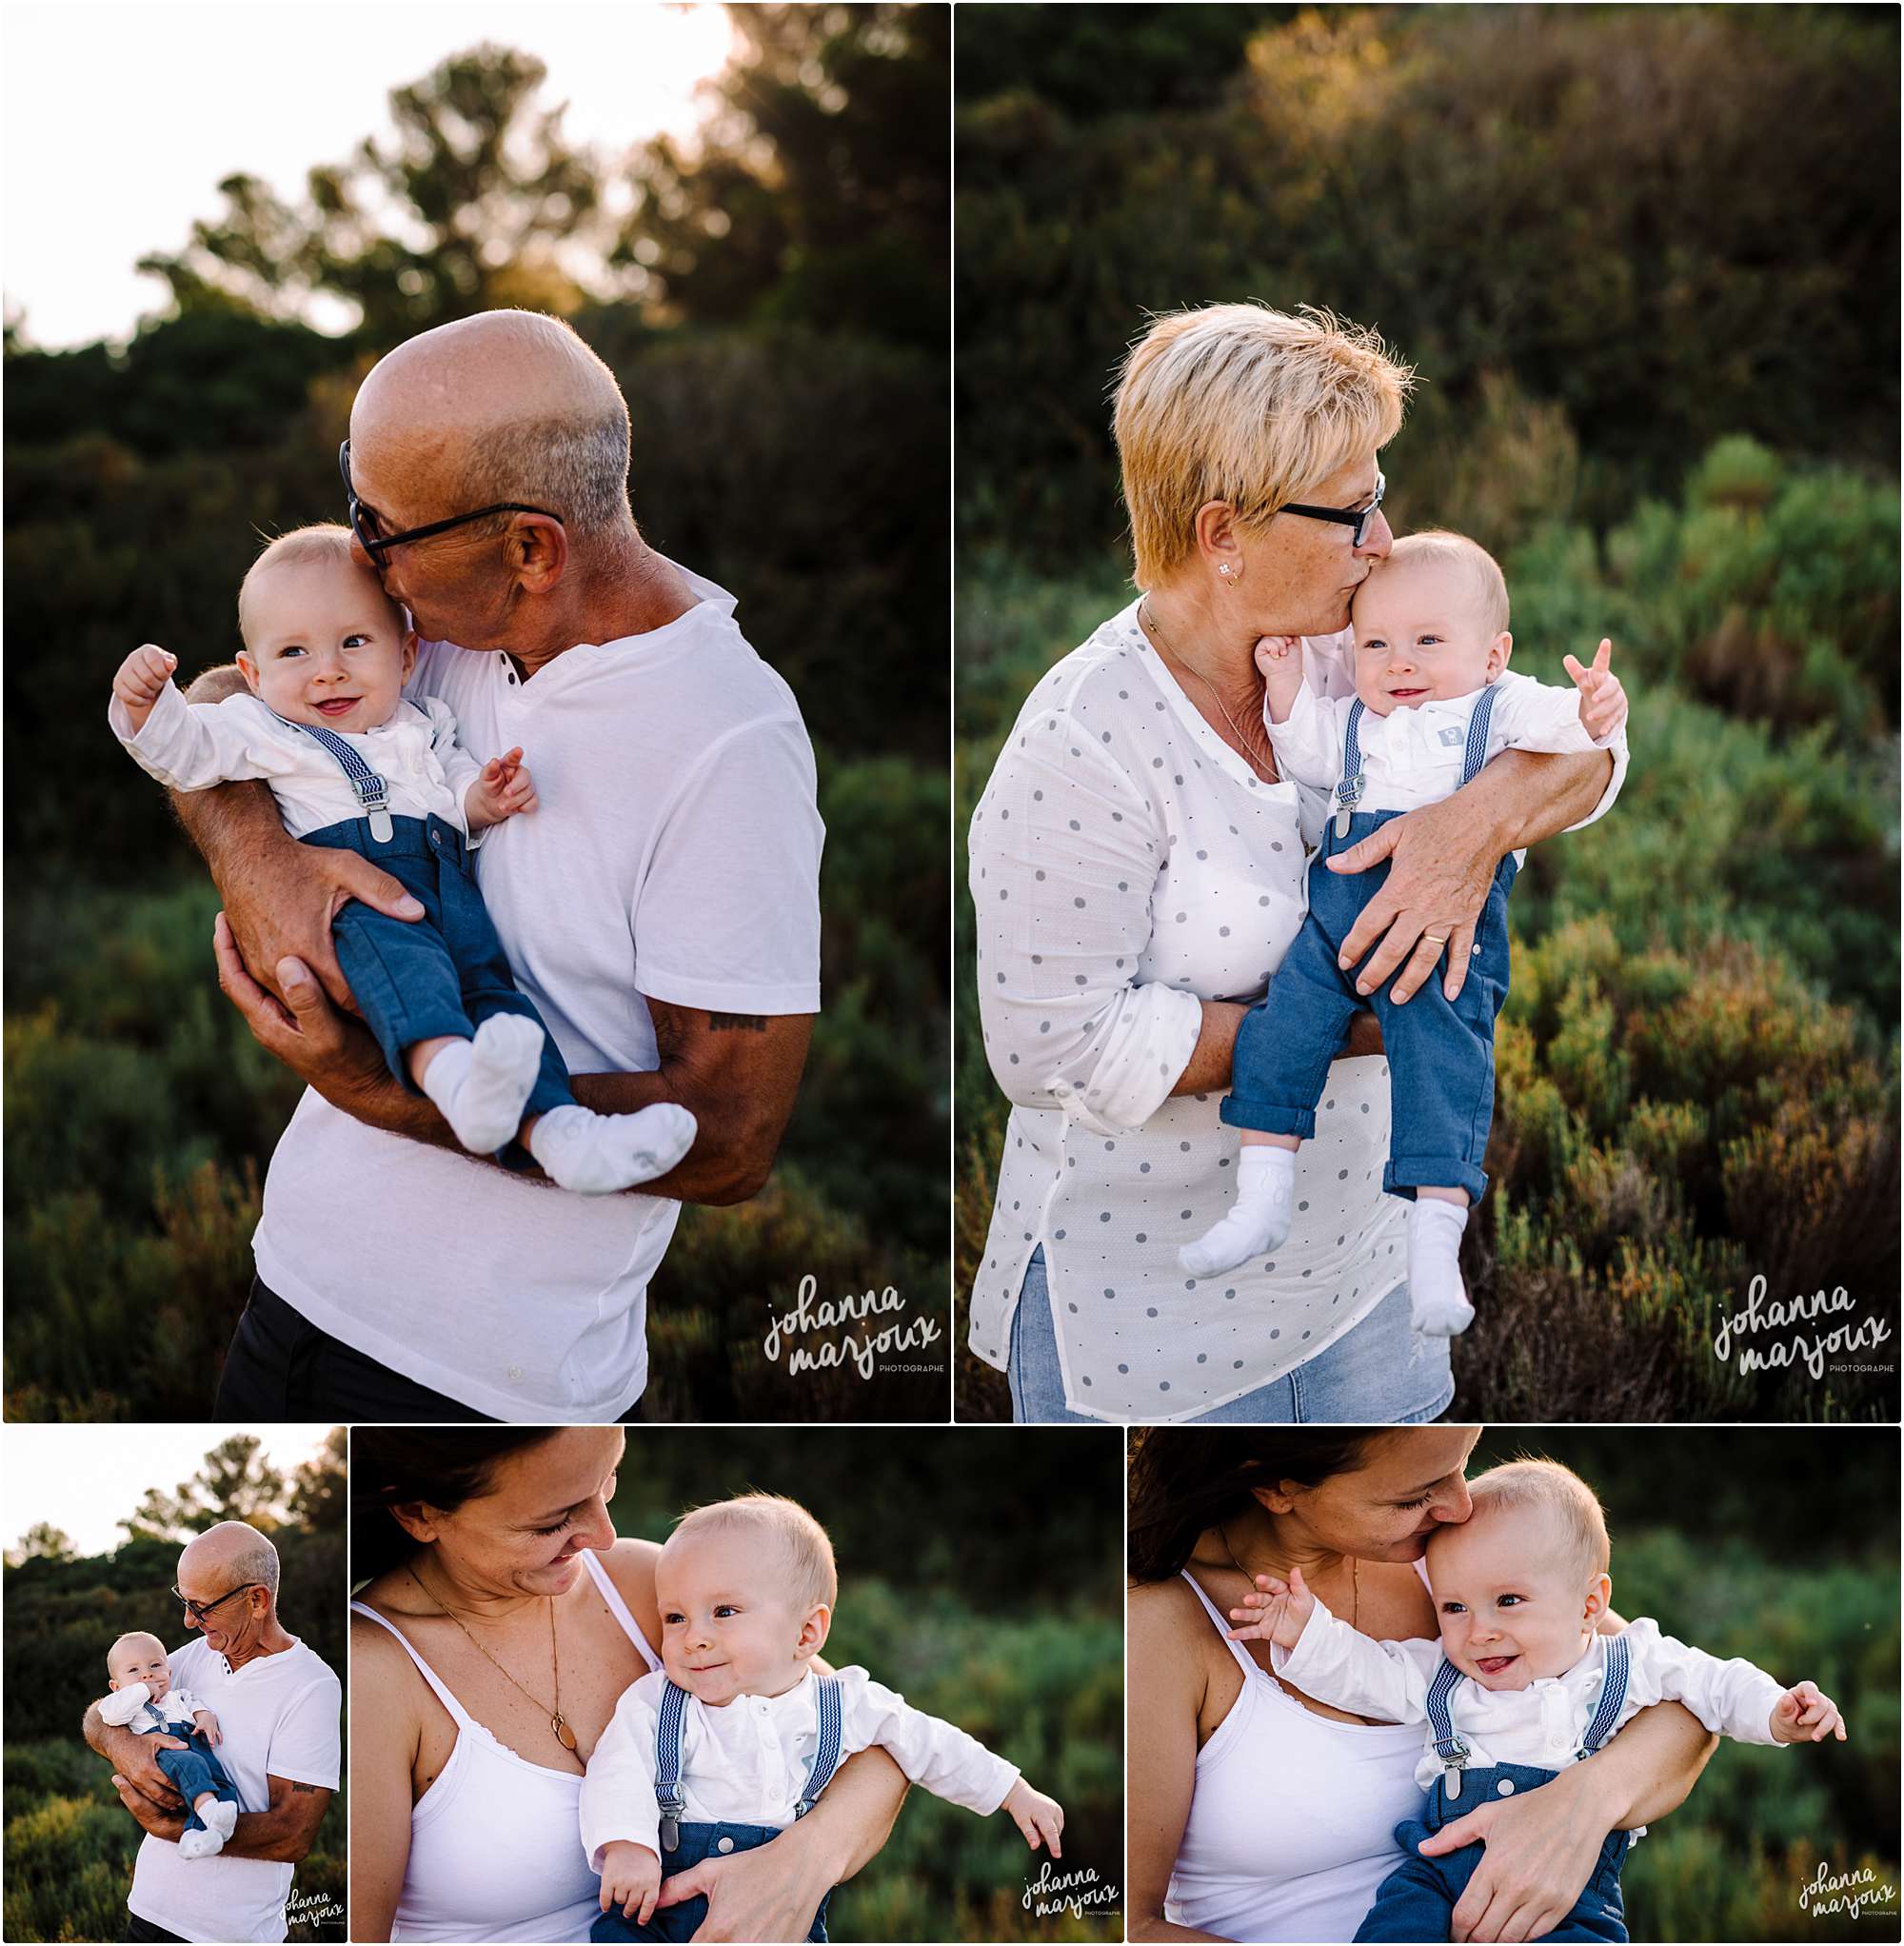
623;4;948;348
137;45;615;343
5;1521;76;1566
288;1427;348;1534
120;1436;288;1541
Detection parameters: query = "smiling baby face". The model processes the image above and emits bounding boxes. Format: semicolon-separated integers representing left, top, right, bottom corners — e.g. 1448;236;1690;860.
1349;530;1511;715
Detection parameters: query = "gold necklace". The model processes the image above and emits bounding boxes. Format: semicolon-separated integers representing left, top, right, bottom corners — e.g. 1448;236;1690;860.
1140;596;1279;782
1220;1521;1358;1633
407;1564;577;1753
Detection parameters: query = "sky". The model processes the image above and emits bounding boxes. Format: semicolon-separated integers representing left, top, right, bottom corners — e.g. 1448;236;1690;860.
2;0;736;347
4;1423;336;1556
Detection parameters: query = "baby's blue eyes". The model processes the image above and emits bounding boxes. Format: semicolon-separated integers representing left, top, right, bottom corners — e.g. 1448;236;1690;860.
278;634;372;659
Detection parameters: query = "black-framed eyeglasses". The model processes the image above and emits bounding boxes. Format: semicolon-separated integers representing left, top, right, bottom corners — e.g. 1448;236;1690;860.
1280;470;1386;547
171;1581;262;1622
339;441;564;563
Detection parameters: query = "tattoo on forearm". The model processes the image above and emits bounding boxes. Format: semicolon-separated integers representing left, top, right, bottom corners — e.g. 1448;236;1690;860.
291;1781;320;1793
708;1013;768;1033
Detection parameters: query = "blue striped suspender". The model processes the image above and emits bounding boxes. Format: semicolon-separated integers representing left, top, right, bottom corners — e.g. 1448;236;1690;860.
1577;1633;1631;1760
1461;682;1501;789
1333;683;1502;839
652;1673;843;1853
1425;1658;1473;1797
270;711;395;841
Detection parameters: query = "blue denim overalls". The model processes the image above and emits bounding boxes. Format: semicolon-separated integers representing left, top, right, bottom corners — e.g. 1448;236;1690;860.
277;713;573;1169
1223;684;1516;1203
590;1674;845;1943
139;1718;242;1836
1355;1633;1636;1942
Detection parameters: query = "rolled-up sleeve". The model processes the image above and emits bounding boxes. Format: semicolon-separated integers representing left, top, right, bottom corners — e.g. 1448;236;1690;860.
970;707;1202;1136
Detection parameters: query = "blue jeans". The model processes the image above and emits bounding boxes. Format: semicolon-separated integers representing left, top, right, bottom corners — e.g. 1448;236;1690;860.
589;1822;829;1942
307;813;573;1168
1355;1763;1630;1942
149;1728;240;1834
1224;809;1518;1204
1007;1247;1454;1423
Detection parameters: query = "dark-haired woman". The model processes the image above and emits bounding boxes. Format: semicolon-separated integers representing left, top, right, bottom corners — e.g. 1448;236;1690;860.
1126;1427;1716;1943
348;1428;907;1942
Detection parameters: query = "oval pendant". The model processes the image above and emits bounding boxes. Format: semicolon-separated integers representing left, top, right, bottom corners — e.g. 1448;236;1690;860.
552;1714;578;1752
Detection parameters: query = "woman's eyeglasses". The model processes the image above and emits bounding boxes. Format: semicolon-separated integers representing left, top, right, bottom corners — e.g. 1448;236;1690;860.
1280;471;1386;547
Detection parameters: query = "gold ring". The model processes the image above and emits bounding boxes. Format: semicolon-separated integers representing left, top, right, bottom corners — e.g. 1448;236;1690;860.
1423;933;1450;945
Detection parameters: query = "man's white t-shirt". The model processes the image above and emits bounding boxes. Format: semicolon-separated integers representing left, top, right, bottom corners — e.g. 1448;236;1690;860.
251;566;825;1420
127;1636;341;1944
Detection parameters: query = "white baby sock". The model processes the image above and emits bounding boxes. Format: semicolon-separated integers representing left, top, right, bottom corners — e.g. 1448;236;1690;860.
527;1102;699;1195
178;1814;226;1861
1407;1198;1474;1336
1179;1145;1297;1279
206;1798;238;1839
419;1015;546;1154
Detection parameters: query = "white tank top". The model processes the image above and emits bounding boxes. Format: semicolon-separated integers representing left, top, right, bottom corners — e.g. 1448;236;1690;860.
1164;1565;1431;1943
352;1548;664;1944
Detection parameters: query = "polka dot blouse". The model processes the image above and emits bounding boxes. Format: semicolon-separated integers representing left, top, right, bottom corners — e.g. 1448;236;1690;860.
967;601;1408;1421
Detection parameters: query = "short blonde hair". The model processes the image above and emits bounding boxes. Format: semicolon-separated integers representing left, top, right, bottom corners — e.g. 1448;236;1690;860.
669;1493;837;1613
1373;529;1510;641
1113;303;1415;587
237;524;399;650
1466;1460;1610;1582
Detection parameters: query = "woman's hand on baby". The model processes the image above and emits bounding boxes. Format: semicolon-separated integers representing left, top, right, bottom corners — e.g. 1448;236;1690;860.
1770;1680;1847;1744
1226;1565;1315;1651
112;645;178;730
1562;639;1627;744
466;746;539;829
599;1839;664;1924
1002;1778;1065;1857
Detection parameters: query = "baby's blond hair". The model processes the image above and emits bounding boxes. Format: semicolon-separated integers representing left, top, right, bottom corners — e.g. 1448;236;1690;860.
107;1631;168;1680
1367;529;1510;642
1113;303;1415;588
237;524;399;650
1465;1459;1610;1584
668;1493;838;1613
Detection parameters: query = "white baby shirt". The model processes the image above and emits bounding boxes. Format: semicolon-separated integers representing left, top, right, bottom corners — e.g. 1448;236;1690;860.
578;1665;1021;1867
99;1681;210;1735
109;682;485;838
1275;1600;1786;1792
1264;670;1629;866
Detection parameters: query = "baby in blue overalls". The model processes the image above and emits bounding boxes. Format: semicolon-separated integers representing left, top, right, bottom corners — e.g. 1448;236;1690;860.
109;524;695;1194
1232;1460;1848;1942
580;1493;1065;1941
1180;530;1628;1334
96;1632;241;1860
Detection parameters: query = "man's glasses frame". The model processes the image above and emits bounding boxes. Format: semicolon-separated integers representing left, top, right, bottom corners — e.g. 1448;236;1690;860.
340;441;564;562
1280;470;1386;548
170;1580;263;1622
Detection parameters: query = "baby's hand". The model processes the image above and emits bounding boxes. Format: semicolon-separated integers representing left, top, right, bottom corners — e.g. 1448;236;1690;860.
1253;634;1302;669
1002;1778;1064;1857
1226;1563;1317;1651
598;1839;663;1924
1563;638;1627;744
113;645;178;732
465;746;539;829
1770;1680;1847;1745
192;1709;222;1747
1253;635;1306;725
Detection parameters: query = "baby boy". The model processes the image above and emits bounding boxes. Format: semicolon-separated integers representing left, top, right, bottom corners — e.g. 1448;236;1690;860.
1233;1460;1846;1942
1182;529;1628;1334
579;1493;1065;1942
109;525;695;1194
96;1633;241;1860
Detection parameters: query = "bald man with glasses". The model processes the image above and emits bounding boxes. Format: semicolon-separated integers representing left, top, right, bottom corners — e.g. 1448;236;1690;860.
83;1522;341;1943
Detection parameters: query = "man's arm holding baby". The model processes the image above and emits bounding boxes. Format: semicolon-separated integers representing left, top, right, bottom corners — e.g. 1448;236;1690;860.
106;1767;332;1863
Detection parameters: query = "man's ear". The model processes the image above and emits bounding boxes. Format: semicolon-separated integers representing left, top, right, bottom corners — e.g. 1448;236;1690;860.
1488;630;1513;679
509;514;567;596
234;650;263;695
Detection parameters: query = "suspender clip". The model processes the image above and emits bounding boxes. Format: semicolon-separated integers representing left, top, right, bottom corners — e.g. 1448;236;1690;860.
660;1814;680;1854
